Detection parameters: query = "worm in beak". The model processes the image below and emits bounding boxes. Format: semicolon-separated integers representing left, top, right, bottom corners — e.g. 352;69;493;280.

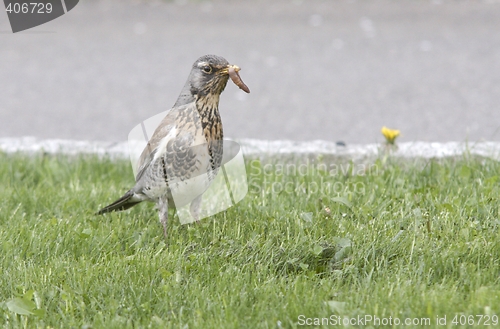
228;65;250;93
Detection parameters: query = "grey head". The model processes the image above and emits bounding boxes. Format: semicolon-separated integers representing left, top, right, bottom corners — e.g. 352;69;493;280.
174;55;231;107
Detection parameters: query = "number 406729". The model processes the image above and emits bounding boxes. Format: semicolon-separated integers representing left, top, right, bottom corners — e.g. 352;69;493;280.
452;314;499;326
5;2;53;14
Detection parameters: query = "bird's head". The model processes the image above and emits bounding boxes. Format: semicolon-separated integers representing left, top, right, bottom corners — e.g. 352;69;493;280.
189;55;232;97
174;54;249;107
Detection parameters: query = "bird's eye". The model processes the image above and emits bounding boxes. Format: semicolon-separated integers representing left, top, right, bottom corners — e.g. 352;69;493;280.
202;65;212;74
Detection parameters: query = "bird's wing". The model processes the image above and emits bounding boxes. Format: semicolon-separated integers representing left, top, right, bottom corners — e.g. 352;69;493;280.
135;102;205;183
135;111;175;182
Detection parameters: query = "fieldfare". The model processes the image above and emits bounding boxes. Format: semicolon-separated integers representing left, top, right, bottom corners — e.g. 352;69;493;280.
97;54;249;237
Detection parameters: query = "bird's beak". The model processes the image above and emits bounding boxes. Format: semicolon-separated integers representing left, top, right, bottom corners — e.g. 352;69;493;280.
229;65;241;73
225;64;250;93
219;65;240;75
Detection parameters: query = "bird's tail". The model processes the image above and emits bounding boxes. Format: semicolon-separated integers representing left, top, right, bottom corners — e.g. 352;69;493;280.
96;190;142;215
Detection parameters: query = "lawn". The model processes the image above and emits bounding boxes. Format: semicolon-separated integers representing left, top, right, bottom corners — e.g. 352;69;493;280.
0;152;499;328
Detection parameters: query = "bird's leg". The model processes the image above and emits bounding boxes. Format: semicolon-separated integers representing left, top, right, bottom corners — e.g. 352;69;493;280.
190;195;203;223
158;197;169;238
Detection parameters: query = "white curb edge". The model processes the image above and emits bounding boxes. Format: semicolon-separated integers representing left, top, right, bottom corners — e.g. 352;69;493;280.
1;137;500;161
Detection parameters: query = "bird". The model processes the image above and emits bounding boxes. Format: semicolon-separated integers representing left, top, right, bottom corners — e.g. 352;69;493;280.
97;54;250;237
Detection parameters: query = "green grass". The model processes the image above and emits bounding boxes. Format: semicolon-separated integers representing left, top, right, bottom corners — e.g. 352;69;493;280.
1;152;500;328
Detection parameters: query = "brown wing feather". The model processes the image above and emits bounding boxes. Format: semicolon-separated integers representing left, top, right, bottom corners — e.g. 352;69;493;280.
135;107;180;181
135;103;202;182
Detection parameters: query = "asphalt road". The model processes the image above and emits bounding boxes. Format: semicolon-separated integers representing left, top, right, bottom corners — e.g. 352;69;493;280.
1;0;500;144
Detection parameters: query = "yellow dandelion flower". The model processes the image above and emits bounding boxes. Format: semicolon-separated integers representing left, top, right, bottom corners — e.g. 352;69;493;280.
381;126;400;144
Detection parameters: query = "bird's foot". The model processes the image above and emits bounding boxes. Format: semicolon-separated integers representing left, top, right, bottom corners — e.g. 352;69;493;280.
158;197;169;239
161;218;168;238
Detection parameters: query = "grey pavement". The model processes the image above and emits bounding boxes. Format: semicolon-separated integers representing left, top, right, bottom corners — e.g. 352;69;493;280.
1;0;500;145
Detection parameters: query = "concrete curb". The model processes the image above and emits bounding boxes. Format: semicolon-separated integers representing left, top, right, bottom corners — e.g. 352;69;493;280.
1;137;500;161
